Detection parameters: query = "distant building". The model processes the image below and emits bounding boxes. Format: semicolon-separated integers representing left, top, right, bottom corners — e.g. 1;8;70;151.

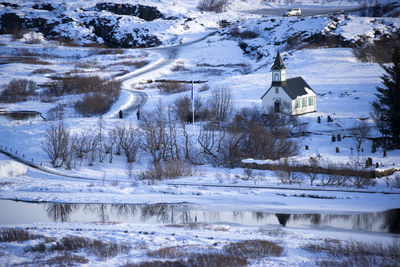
261;51;316;115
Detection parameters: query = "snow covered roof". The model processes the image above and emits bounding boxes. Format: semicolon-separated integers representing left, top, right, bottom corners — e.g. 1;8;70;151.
279;77;314;99
271;51;286;70
262;76;315;100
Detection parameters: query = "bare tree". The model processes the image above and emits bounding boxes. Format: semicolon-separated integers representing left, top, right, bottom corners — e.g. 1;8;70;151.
42;120;70;168
306;157;319;186
351;120;371;156
87;134;99;166
97;115;105;163
72;132;91;166
274;160;303;185
119;123;140;163
209;88;233;122
105;129;117;163
141;102;180;162
174;96;191;160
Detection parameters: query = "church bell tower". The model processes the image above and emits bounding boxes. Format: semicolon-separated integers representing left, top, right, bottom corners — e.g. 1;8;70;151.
271;51;286;83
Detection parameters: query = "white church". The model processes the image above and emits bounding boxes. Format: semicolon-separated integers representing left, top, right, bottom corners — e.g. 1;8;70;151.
261;51;316;115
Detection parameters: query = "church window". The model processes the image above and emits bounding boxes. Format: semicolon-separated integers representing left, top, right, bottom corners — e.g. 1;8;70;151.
275;87;279;93
295;100;299;108
309;96;313;106
274;73;279;81
302;98;307;107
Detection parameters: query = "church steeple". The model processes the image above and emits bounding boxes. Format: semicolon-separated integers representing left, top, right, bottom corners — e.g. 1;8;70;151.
271;51;286;83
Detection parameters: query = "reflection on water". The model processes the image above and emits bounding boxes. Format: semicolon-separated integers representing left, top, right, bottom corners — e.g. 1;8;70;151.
46;203;78;222
0;200;398;233
0;111;44;124
36;202;400;234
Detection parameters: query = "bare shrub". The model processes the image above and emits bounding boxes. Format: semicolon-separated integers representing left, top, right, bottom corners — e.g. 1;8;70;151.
223;239;284;258
119;60;149;68
31;68;56;75
58;75;120;96
51;236;130;260
197;0;229;13
171;61;187;71
123;260;186;267
352;176;375;189
43;254;89;265
147;247;247;266
0;228;42;242
157;81;190;94
385;173;400;189
303;238;400;267
25;242;46;253
0;79;36;102
46;103;66;121
45;76;120;116
187;253;247;267
237;63;251;74
199;84;210;92
274;160;303;185
141;159;193;180
147;246;188;258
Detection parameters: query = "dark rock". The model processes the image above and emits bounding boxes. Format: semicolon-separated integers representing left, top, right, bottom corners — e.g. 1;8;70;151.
0;13;24;34
95;3;163;21
0;2;19;8
85;17;161;48
32;3;54;11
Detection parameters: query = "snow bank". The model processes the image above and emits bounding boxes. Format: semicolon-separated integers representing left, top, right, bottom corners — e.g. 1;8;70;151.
0;160;27;178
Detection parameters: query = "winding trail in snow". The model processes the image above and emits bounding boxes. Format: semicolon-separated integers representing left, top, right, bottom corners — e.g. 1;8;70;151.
113;30;218;118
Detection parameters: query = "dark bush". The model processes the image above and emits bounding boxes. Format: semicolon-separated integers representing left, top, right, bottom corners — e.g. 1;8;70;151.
157;82;190;94
0;79;37;103
141;159;193;180
52;76;122;116
240;30;259;39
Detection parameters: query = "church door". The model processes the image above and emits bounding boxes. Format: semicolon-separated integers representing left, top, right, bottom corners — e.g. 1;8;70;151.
274;100;280;113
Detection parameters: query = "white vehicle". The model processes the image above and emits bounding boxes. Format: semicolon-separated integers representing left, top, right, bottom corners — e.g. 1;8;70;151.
284;8;301;17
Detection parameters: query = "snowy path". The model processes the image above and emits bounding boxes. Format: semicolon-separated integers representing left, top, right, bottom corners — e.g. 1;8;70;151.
113;30;218;118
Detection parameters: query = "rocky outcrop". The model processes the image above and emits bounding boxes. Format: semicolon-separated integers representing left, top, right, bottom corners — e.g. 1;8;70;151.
86;17;161;48
32;3;54;11
95;3;163;21
0;13;24;34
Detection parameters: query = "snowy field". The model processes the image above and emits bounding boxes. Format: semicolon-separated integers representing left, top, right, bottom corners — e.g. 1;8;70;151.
1;0;400;265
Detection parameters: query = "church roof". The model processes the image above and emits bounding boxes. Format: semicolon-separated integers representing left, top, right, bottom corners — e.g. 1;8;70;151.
271;51;286;70
262;76;315;100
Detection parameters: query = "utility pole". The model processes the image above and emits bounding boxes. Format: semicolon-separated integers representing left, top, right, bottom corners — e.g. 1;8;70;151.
192;80;195;134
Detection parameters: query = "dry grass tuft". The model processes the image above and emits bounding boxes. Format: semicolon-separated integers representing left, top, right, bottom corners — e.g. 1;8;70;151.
0;228;43;243
51;235;130;259
303;238;400;266
223;239;284;258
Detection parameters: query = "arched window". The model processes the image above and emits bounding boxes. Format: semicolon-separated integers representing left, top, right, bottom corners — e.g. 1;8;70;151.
274;73;279;81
